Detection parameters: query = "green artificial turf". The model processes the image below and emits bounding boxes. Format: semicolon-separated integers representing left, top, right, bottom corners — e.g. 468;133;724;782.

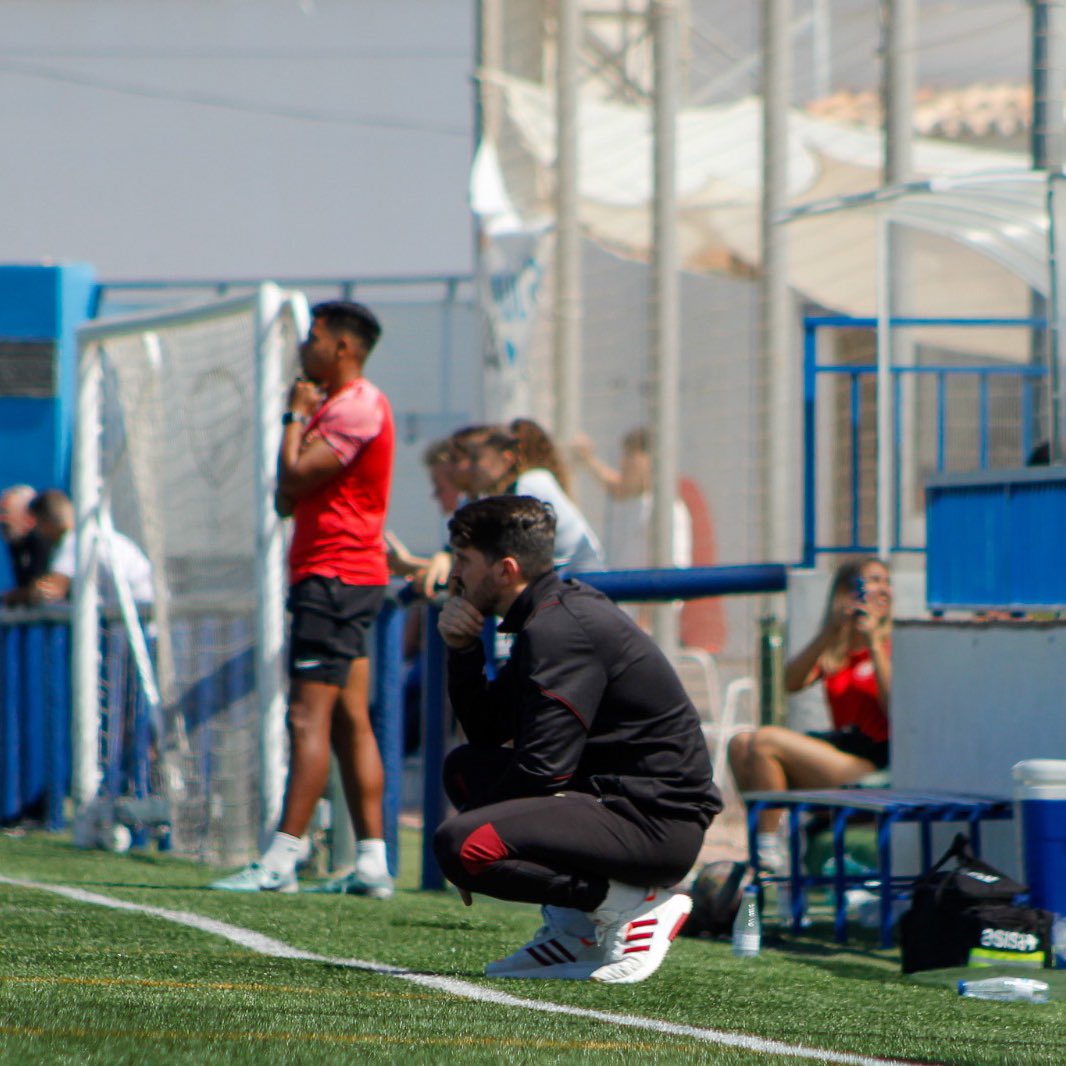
1;829;1064;1065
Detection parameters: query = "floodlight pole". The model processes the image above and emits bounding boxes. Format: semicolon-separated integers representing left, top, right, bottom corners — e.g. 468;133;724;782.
554;0;582;451
650;0;681;656
1031;0;1066;460
761;0;793;565
876;0;915;560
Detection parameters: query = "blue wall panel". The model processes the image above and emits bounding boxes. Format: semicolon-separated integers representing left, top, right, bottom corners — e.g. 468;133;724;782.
927;469;1066;610
0;263;96;591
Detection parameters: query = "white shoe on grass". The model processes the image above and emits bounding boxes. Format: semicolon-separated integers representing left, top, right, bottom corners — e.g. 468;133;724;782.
208;862;297;893
588;884;692;985
485;905;603;979
306;869;394;900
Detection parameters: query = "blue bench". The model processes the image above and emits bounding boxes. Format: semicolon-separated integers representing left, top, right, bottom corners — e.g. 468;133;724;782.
744;788;1014;948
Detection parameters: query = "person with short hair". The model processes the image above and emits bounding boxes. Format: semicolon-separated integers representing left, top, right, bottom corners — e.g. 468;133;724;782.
434;495;720;984
0;483;51;605
24;488;154;606
211;299;395;897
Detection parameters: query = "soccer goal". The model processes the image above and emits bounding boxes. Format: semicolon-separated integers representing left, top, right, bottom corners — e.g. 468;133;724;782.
72;284;310;864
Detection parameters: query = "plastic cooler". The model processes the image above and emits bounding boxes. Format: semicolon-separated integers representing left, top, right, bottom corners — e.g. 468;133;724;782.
1013;760;1066;917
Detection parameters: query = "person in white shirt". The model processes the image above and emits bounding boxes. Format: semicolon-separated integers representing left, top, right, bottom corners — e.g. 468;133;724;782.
28;489;154;606
571;427;692;570
469;425;605;573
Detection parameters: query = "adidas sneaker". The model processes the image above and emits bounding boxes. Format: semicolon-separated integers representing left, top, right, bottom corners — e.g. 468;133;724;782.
485;905;603;979
306;869;394;900
208;862;297;893
588;883;692;985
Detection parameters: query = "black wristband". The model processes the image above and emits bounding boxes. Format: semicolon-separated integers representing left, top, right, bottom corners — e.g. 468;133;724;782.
282;411;308;427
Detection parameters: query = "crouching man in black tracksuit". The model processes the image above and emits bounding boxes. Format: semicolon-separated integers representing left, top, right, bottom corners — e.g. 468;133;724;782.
433;495;722;984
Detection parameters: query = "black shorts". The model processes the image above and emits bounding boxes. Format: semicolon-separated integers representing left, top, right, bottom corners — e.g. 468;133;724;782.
286;576;385;686
808;727;890;771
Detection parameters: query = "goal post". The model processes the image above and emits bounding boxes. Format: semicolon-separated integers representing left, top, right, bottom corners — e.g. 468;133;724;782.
73;284;309;862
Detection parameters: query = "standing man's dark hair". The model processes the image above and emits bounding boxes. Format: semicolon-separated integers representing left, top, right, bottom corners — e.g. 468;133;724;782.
211;294;396;899
434;494;721;985
310;300;382;354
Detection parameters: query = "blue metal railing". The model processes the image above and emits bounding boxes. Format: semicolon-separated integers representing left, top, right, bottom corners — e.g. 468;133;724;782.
0;609;71;828
803;315;1048;565
0;593;411;877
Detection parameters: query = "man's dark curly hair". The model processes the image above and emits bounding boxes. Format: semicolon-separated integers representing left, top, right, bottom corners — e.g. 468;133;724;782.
448;495;556;578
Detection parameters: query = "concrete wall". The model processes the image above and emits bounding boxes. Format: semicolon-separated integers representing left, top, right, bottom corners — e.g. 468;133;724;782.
892;619;1066;878
2;1;475;280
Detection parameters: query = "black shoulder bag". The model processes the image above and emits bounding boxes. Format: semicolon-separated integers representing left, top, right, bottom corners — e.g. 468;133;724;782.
899;832;1053;973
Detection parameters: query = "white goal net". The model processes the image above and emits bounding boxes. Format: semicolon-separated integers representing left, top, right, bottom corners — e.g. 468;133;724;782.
72;285;309;864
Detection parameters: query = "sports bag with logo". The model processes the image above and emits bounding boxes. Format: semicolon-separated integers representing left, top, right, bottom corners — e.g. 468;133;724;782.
899;832;1053;973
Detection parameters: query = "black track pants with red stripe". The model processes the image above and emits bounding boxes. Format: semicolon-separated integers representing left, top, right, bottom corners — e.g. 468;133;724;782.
432;744;705;911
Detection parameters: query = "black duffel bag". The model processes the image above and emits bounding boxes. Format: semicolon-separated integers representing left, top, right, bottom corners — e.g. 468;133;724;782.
899;832;1053;973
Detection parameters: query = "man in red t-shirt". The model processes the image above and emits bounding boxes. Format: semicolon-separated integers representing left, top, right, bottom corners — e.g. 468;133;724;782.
211;300;395;897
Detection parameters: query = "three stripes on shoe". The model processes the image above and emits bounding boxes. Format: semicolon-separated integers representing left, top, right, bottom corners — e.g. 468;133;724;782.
525;936;595;967
620;892;689;955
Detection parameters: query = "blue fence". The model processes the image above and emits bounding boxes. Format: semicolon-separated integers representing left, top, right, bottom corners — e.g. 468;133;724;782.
0;609;71;828
803;315;1047;564
2;565;786;890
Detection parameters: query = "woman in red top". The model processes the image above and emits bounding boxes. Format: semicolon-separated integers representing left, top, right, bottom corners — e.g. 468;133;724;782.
728;557;892;871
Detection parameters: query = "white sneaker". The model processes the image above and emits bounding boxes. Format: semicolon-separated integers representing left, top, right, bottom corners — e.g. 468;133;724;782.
589;884;692;985
208;862;297;893
485;906;604;979
306;868;394;900
755;831;789;876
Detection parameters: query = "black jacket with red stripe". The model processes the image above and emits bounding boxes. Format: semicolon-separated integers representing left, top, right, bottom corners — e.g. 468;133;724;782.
446;570;722;827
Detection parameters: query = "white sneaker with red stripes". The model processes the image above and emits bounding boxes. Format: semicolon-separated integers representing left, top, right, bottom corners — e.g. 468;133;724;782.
485;905;604;979
588;883;693;985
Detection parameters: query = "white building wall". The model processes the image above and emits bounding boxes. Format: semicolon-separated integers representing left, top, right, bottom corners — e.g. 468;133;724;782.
1;0;475;280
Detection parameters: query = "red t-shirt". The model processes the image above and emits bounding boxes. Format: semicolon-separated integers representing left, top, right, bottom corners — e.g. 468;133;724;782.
288;378;394;586
817;646;890;744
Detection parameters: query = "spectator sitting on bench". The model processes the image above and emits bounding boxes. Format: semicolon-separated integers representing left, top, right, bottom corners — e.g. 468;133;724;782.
728;557;892;874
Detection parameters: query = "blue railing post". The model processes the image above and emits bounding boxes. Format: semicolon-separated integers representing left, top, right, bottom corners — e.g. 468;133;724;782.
420;601;448;891
850;371;862;549
893;368;903;551
22;624;46;819
45;621;70;829
371;597;405;879
1;625;21;822
802;319;818;568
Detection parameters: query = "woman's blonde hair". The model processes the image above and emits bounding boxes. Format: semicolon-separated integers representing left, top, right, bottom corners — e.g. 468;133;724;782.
819;556;892;672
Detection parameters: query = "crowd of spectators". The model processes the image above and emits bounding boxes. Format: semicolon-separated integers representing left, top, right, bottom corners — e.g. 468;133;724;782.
1;485;153;609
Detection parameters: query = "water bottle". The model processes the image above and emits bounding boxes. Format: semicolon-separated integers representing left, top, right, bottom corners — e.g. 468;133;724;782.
1052;914;1066;970
957;977;1050;1003
732;885;762;957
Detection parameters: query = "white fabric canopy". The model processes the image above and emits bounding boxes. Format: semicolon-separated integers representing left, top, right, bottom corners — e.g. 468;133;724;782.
481;71;1041;355
783;170;1055;299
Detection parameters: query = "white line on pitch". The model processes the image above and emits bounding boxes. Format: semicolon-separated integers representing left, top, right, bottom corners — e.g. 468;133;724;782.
0;874;930;1066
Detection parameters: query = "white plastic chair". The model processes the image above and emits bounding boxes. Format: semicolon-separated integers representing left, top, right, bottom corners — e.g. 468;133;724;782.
672;647;757;785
